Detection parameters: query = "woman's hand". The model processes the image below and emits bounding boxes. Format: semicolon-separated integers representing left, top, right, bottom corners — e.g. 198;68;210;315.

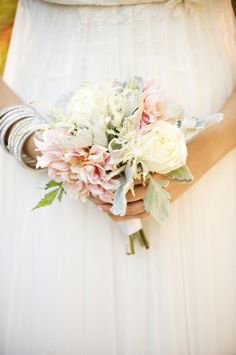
89;174;183;222
89;179;149;221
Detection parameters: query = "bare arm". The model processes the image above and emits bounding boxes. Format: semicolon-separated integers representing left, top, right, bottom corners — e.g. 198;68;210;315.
0;78;22;107
167;88;236;202
0;78;38;159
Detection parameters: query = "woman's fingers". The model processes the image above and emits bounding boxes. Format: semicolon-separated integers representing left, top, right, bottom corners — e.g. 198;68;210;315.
99;200;145;216
89;196;107;206
134;177;150;185
109;211;149;222
89;185;148;207
134;178;143;185
95;201;149;221
125;200;146;215
126;185;147;202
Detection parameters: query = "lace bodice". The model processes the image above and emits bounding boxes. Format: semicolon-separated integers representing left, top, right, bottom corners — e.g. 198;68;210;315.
43;0;203;7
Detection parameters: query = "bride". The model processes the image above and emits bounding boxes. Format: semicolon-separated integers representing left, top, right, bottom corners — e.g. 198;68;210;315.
0;0;236;354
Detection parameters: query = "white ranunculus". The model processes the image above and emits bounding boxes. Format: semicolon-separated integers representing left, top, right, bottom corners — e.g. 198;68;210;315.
92;114;110;146
60;128;93;149
67;84;108;120
137;121;187;174
67;84;109;146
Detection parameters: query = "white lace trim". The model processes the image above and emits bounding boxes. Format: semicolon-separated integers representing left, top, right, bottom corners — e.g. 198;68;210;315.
43;0;201;4
42;0;204;11
20;0;217;34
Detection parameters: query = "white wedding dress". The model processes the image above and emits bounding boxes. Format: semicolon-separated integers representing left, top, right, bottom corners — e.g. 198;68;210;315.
0;0;236;354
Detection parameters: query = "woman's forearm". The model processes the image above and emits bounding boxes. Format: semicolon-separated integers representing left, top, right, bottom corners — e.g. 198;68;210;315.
0;78;22;107
0;78;38;159
168;88;236;202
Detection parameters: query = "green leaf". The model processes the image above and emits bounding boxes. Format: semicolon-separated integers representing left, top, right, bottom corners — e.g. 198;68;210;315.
166;165;193;182
109;139;123;151
57;186;65;202
143;175;170;224
32;188;60;211
45;180;62;190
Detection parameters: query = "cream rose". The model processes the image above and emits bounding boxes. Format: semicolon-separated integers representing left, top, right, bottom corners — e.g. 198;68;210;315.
66;84;109;147
137;120;187;174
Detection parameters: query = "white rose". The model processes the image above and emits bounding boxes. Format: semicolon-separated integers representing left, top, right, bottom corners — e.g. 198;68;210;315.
137;121;187;174
67;84;108;123
67;84;109;147
92;114;110;146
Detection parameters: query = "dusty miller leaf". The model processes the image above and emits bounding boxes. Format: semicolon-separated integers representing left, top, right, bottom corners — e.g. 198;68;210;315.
180;113;223;143
144;176;170;224
166;165;193;182
110;164;133;216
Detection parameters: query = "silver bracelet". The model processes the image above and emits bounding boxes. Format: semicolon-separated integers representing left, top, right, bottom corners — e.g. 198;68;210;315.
0;105;30;120
12;122;45;170
0;104;46;170
0;104;38;123
0;108;35;130
7;117;40;153
0;113;35;152
0;104;40;151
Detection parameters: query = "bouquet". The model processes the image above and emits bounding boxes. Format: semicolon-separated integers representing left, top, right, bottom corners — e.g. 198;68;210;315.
33;77;223;254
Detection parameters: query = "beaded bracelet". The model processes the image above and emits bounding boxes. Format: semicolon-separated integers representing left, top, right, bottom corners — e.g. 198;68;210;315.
11;121;45;170
0;112;35;152
0;104;46;170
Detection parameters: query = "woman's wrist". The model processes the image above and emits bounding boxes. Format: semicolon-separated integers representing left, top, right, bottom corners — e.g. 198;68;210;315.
152;88;236;204
24;133;39;160
0;78;42;165
166;88;236;202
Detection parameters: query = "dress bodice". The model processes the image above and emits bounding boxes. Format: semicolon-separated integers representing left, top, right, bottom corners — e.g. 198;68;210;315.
42;0;202;7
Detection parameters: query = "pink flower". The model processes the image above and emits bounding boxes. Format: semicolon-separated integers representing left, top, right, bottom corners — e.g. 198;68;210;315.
34;128;67;169
141;80;166;126
36;129;119;203
64;180;89;201
87;180;119;203
67;145;120;202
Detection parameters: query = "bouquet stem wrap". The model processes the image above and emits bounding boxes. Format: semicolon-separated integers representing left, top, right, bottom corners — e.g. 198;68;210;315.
118;219;149;254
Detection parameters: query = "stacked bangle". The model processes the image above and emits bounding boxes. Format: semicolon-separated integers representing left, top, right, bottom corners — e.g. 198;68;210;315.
0;104;46;170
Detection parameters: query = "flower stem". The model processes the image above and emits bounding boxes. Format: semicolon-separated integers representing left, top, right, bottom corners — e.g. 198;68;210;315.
126;234;135;255
134;229;149;249
126;229;149;255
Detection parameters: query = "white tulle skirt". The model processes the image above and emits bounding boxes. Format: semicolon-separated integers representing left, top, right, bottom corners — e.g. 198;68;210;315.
0;1;236;354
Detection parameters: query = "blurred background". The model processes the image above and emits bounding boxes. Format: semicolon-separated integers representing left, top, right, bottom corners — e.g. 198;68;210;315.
0;0;18;75
0;0;236;76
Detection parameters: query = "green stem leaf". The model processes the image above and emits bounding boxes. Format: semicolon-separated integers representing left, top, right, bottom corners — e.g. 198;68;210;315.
45;180;63;190
32;188;60;211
